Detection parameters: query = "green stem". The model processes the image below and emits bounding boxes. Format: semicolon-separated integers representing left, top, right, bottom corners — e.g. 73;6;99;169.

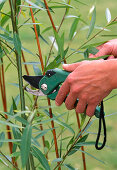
9;0;25;113
29;153;36;170
53;118;91;170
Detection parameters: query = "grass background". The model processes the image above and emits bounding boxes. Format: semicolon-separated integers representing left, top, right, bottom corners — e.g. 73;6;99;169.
0;0;117;169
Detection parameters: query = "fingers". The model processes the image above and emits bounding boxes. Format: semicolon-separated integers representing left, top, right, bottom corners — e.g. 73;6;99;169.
55;81;70;106
86;104;97;117
63;63;81;72
107;55;114;60
76;100;87;113
64;91;77;110
89;44;111;58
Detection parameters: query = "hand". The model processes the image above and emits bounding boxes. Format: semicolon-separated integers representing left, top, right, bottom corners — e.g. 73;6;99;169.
55;60;117;117
90;39;117;59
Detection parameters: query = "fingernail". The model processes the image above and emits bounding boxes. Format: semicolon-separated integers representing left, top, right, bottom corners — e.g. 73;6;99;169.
55;101;59;106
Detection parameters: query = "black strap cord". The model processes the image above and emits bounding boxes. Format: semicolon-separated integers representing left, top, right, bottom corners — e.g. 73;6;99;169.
95;101;107;150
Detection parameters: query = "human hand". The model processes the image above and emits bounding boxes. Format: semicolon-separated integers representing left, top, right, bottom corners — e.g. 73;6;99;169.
90;39;117;59
55;60;117;117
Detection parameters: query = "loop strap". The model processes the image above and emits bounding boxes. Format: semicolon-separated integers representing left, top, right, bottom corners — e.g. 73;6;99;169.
95;101;106;150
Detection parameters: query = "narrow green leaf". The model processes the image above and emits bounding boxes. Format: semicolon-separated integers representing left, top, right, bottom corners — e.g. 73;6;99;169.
35;128;56;139
55;119;75;135
65;0;71;15
22;62;40;65
83;49;89;59
68;134;89;156
101;34;117;37
5;63;12;72
43;109;75;134
10;151;20;158
16;0;21;13
105;8;111;23
44;140;50;149
52;158;63;163
67;136;74;150
12;127;21;141
24;0;45;10
20;124;32;167
42;26;52;34
0;26;10;34
88;46;99;55
54;30;64;58
45;55;61;71
0;132;5;147
80;113;86;127
87;7;96;38
9;83;19;88
0;33;13;44
64;164;75;170
50;5;72;9
31;137;41;148
12;127;21;153
0;0;5;10
13;33;21;56
75;141;103;147
22;46;36;56
107;21;117;26
33;64;42;76
81;41;107;49
32;25;40;37
65;15;79;19
74;0;87;5
49;2;74;9
79;149;105;164
69;18;79;40
1;12;11;27
0;120;22;128
31;146;50;170
0;139;21;143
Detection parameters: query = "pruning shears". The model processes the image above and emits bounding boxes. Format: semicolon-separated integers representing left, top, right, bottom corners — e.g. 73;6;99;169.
23;68;106;150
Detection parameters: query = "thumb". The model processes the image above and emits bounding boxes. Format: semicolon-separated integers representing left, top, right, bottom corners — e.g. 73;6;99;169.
63;62;81;72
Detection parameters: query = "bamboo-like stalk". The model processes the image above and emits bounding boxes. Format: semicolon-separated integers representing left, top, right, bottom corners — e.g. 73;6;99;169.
22;51;29;76
0;59;18;166
76;113;86;170
29;4;61;168
42;1;62;168
43;1;86;169
9;0;26;113
53;118;91;170
29;6;47;153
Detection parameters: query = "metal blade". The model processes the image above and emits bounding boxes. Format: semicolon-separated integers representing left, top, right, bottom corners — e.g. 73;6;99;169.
23;75;43;89
25;87;46;96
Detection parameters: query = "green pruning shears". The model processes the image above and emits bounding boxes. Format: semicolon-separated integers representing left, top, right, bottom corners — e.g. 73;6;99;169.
23;68;106;150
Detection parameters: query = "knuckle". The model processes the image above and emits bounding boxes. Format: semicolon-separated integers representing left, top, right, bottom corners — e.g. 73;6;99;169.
66;75;72;84
80;94;87;101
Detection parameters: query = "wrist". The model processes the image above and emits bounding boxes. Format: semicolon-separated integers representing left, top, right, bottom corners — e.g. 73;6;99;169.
107;59;117;90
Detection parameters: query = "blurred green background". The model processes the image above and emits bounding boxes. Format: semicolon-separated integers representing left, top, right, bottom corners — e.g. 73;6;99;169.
0;0;117;169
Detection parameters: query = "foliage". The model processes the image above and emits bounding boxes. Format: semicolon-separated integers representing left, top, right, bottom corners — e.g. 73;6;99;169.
0;0;117;170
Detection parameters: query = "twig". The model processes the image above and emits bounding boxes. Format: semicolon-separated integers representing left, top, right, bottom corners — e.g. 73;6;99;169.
0;150;19;170
53;117;91;170
75;113;86;170
66;16;117;59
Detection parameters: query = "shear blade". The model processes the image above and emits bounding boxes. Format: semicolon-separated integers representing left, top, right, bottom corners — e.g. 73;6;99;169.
25;87;46;96
23;75;43;89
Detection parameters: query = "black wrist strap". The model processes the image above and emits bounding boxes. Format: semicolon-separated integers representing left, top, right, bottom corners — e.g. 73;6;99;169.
95;101;107;150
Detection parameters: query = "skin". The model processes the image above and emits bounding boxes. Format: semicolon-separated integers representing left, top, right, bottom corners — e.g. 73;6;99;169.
55;39;117;117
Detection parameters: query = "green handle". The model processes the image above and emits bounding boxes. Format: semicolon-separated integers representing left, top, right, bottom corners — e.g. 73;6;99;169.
40;68;104;118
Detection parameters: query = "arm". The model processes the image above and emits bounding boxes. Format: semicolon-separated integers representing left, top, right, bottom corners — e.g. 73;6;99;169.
55;59;117;117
